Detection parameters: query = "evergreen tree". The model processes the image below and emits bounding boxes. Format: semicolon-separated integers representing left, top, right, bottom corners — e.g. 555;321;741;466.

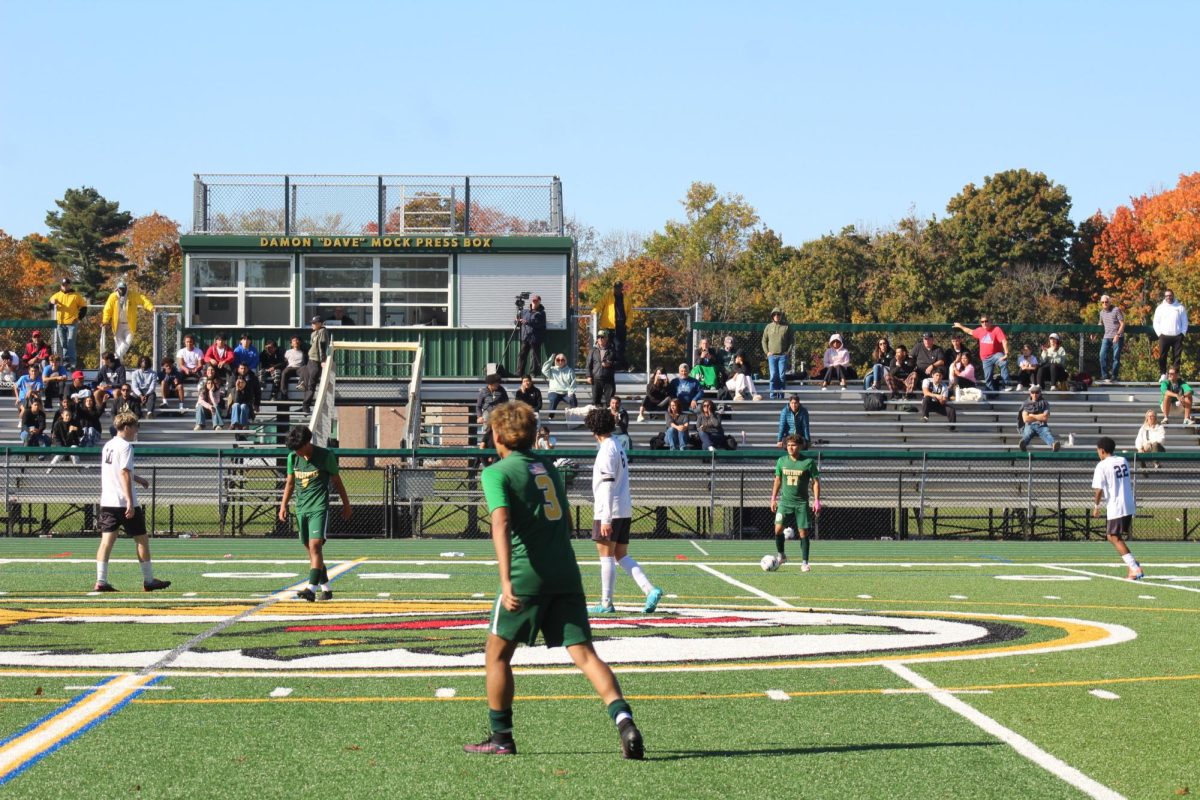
33;187;133;298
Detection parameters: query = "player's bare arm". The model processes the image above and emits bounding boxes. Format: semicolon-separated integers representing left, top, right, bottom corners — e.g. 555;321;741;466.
332;474;352;520
120;469;137;518
278;474;295;522
770;475;781;512
812;477;822;513
489;507;520;611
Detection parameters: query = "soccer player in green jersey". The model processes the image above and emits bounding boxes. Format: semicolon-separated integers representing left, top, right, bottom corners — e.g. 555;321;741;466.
277;426;352;601
463;400;644;759
770;434;821;571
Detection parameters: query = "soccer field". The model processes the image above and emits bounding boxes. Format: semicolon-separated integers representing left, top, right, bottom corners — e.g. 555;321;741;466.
0;538;1196;799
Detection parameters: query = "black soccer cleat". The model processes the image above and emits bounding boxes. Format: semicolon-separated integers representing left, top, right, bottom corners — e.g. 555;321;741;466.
463;734;517;755
295;587;317;602
143;578;171;592
319;590;334;602
93;581;118;593
618;719;644;760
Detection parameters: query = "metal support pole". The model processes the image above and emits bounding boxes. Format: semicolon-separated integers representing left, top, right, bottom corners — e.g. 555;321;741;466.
463;176;471;236
284;176;291;237
551;176;563;235
378;176;385;235
1025;454;1034;540
1078;332;1085;373
645;326;651;378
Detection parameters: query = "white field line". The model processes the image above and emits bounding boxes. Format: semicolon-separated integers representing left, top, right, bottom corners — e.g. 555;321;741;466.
689;540;710;556
5;557;1200;568
884;662;1124;800
694;564;792;608
1041;565;1200;594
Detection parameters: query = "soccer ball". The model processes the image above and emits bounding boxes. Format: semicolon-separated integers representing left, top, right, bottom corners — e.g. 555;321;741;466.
760;554;781;572
783;527;796;540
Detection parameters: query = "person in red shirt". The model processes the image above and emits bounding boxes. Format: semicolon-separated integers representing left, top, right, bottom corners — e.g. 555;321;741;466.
953;315;1013;392
202;333;236;379
21;331;50;369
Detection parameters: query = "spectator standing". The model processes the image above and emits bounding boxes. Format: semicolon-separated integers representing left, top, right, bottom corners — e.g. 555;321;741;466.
761;308;794;399
920;369;957;429
668;363;703;411
259;339;284;400
638;369;671;422
1152;289;1188;380
664;398;690;450
1159;368;1194;426
1134;409;1166;456
611;281;629;369
129;357;159;417
48;278;87;367
476;373;509;449
1037;333;1069;390
696;399;728;450
194;377;225;430
865;337;894;391
820;334;851;389
515;375;542;411
176;334;204;382
1018;385;1060;452
515;294;547;377
203;334;235;379
911;332;946;385
158;360;185;413
309;315;331;368
21;330;50;370
884;345;917;399
775;393;811;449
541;353;578;412
1016;344;1039;389
954;316;1012;392
279;336;307;401
951;350;978;390
41;354;69;402
1097;295;1125;383
586;331;616;408
101;279;154;360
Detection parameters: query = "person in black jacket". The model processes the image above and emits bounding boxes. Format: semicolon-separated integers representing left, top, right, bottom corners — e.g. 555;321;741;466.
48;406;83;468
21;397;50;447
514;375;542;411
515;295;547;377
476;373;509;449
586;330;616;407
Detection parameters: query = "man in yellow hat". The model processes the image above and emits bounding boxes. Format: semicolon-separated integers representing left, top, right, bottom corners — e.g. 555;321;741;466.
102;279;155;360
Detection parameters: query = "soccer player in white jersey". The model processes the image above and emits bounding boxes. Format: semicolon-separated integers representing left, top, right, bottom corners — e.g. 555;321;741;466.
584;407;663;614
1091;436;1144;581
93;412;170;592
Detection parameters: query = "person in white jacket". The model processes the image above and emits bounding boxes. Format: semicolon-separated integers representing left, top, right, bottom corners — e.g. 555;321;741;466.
1134;409;1166;455
541;353;578;412
1152;289;1188;380
584;407;662;615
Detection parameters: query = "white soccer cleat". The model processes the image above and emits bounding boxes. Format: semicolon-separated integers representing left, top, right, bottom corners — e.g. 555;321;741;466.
801;563;811;572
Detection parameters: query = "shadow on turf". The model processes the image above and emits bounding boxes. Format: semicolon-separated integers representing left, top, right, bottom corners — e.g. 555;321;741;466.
645;740;1000;761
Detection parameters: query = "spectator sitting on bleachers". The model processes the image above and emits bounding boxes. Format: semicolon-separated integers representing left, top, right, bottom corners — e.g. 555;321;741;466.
884;345;917;399
515;374;542;411
535;424;555;450
541;353;578;412
665;398;691;450
953;315;1012;392
233;333;259;373
1159;368;1194;426
21;330;50;370
911;332;946;384
945;332;973;369
278;336;306;401
130;357;158;417
176;334;204;381
194;377;225;431
203;333;235;380
227;376;254;430
820;334;851;390
669;363;704;411
1037;333;1069;389
920;369;957;430
77;395;102;446
229;362;261;414
1016;344;1039;389
0;350;17;388
41;354;68;402
259;339;284;400
1019;385;1060;452
609;396;631;450
112;383;143;419
20;397;49;447
693;347;724;391
951;350;977;389
92;352;126;413
67;370;92;403
1135;409;1166;456
720;336;738;376
725;352;761;401
696;398;728;450
13;364;43;410
158;359;185;413
47;406;83;468
776;393;811;449
638;369;671;422
865;337;894;391
51;395;75;425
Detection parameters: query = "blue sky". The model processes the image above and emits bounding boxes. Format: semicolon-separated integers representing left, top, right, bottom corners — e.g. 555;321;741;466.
2;0;1197;246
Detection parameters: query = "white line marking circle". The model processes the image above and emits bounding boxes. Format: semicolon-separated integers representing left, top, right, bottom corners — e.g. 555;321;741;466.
201;572;299;579
357;573;451;580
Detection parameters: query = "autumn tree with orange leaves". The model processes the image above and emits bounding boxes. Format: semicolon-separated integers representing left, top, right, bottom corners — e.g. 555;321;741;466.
0;230;56;349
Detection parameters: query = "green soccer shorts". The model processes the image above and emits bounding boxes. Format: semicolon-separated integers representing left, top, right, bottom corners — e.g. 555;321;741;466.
775;504;811;531
297;510;329;545
489;591;592;648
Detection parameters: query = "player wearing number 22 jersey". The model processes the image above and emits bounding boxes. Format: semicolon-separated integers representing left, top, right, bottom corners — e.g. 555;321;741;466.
1091;436;1143;580
465;400;643;760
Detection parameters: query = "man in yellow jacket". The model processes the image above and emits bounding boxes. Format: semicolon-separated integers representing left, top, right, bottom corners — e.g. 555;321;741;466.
102;279;155;360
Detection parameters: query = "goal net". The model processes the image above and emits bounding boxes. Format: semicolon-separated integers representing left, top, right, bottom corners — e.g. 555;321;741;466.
308;340;424;448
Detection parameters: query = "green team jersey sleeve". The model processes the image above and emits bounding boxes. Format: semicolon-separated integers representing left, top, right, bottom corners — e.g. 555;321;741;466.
481;465;510;513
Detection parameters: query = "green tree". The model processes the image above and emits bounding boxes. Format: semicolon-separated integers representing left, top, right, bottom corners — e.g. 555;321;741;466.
33;187;133;298
864;212;961;321
765;226;874;324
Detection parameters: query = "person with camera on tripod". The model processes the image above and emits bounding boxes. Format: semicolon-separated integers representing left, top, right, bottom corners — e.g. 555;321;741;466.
515;293;547;378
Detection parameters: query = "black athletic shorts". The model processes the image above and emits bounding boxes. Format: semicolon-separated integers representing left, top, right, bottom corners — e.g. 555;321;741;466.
1106;515;1132;537
99;506;147;537
591;517;631;544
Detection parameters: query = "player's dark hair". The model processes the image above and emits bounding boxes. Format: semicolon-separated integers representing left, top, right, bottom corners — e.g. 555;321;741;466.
1096;436;1116;455
785;434;803;448
286;425;313;452
584;406;615;436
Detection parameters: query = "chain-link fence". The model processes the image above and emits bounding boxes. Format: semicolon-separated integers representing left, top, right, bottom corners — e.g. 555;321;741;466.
8;447;1198;541
192;174;564;238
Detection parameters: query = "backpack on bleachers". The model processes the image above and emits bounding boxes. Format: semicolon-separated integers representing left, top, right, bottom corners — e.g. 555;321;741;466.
648;431;667;450
863;392;887;412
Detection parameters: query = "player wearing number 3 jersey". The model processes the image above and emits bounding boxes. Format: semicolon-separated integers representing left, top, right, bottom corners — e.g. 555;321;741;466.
1092;437;1144;580
466;401;644;759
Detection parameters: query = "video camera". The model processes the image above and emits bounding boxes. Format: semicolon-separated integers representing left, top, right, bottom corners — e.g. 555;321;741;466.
514;291;531;310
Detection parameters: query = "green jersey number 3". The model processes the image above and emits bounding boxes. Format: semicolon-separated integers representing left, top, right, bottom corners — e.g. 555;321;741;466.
534;474;563;521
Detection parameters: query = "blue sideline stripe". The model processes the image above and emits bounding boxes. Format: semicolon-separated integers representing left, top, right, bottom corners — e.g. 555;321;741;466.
0;675;118;750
